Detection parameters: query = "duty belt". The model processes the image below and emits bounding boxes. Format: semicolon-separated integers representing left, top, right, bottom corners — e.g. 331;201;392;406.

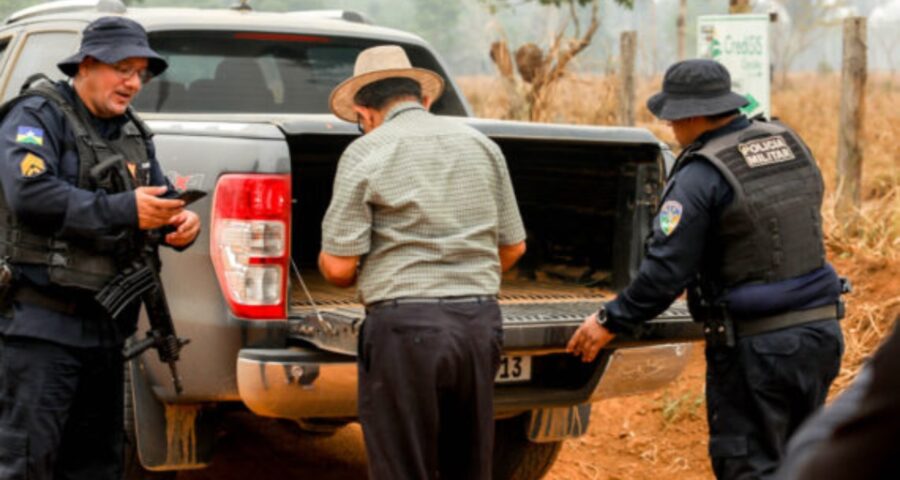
733;303;842;337
13;284;85;315
367;295;496;311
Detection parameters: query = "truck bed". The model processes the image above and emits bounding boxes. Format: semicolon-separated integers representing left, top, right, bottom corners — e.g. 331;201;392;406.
287;269;613;354
289;270;614;309
288;270;699;356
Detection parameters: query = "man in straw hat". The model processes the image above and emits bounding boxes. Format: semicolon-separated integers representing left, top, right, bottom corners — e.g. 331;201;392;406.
567;59;846;479
319;45;526;479
0;16;199;479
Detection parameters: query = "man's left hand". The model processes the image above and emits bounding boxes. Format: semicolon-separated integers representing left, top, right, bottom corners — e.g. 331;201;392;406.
164;210;200;247
566;312;616;363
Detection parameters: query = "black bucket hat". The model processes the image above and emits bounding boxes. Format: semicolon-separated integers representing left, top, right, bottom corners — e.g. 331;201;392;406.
647;59;749;121
57;16;167;77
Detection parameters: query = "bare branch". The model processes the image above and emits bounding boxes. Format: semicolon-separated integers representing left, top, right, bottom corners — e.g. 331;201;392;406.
569;0;581;38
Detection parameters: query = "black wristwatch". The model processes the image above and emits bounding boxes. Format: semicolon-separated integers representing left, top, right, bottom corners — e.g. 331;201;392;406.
595;305;608;327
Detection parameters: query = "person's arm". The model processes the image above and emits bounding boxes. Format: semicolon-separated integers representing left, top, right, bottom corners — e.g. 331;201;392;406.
319;148;372;287
0;99;161;237
491;142;527;272
318;252;359;287
779;316;900;480
568;159;732;362
499;241;526;272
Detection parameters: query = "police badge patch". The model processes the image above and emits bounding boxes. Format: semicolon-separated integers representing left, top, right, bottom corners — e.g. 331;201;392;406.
659;200;683;236
737;135;796;168
20;153;47;177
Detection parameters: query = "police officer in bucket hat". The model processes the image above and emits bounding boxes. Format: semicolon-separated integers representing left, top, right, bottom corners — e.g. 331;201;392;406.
0;16;199;479
567;59;847;479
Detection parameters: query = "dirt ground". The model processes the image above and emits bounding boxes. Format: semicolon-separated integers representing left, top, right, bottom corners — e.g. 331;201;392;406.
546;348;711;480
178;415;368;479
177;348;711;480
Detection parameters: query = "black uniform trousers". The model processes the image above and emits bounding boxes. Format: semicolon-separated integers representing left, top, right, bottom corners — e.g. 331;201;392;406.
358;299;502;480
0;335;125;480
705;318;843;479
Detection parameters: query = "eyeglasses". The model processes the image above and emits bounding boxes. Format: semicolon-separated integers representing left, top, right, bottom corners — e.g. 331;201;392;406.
356;114;365;134
109;61;153;84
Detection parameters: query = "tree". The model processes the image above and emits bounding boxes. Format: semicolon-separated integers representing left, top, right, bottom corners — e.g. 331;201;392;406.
771;0;850;85
729;0;753;14
482;0;633;121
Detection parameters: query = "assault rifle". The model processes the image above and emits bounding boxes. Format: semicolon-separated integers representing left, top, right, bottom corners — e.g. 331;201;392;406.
90;148;190;394
96;230;190;395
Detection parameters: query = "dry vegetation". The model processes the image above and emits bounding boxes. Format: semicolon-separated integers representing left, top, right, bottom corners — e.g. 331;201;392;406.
458;72;900;478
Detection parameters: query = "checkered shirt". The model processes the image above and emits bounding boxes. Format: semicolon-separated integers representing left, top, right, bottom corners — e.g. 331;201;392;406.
321;102;525;304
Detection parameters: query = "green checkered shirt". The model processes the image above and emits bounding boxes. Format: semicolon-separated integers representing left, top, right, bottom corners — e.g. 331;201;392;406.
321;102;526;304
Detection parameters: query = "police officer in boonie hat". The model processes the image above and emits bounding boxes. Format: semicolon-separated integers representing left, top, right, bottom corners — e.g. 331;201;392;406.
0;16;199;480
567;58;846;479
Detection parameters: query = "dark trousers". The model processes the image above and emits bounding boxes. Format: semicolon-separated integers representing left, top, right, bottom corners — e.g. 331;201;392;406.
358;300;503;480
705;319;843;480
0;335;125;480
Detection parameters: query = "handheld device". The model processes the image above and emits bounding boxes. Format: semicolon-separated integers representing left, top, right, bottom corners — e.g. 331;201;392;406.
175;189;207;206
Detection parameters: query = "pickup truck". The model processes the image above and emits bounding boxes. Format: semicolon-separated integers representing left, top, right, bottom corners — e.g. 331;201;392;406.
0;1;703;479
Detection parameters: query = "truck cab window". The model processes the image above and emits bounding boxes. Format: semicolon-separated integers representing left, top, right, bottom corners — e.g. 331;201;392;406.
2;31;76;102
134;31;467;116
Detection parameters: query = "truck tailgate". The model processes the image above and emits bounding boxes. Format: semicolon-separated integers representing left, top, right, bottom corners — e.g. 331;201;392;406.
287;272;700;356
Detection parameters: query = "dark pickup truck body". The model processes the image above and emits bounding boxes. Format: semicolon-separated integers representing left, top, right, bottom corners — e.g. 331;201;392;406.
0;2;702;478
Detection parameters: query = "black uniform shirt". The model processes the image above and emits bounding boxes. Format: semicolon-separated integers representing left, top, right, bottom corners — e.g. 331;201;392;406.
0;82;172;347
603;116;840;335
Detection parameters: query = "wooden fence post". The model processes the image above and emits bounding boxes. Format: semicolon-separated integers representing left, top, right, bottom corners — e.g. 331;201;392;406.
836;17;867;225
620;31;637;126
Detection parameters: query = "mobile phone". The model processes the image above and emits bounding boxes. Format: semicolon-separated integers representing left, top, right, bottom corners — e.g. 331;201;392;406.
175;189;207;206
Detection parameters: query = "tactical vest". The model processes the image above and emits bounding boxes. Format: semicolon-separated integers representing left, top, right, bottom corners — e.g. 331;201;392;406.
0;80;152;291
677;119;825;291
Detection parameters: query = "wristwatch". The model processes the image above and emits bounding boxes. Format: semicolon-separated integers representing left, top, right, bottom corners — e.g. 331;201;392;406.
595;305;608;327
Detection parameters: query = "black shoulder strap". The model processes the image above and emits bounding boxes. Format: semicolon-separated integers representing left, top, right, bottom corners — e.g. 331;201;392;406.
125;106;153;141
21;81;117;189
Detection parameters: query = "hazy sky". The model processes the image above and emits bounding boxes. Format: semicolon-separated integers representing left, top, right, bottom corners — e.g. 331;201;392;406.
1;0;897;74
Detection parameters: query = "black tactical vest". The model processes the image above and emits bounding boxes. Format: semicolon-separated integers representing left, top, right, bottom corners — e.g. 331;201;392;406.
677;119;825;290
0;81;152;291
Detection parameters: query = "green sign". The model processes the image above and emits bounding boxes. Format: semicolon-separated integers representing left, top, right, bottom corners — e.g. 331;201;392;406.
698;14;770;119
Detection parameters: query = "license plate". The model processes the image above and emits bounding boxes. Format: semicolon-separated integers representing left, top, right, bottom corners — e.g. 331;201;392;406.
495;355;532;383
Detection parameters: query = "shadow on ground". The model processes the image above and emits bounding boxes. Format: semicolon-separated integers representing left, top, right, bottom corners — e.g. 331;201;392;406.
178;411;368;479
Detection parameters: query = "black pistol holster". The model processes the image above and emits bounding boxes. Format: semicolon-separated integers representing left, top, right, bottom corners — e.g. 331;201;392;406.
689;282;736;348
699;304;737;348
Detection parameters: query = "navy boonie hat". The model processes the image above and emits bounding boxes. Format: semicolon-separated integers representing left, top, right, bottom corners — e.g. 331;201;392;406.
647;59;749;121
57;16;168;77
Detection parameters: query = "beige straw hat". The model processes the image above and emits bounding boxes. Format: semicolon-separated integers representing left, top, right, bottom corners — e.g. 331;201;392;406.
329;45;445;122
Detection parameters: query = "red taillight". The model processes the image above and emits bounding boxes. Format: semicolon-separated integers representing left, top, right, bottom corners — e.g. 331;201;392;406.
210;174;291;320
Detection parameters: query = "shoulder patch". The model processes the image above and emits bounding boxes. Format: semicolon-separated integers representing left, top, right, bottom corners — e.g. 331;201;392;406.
20;152;47;177
659;200;683;236
737;135;796;168
16;126;43;146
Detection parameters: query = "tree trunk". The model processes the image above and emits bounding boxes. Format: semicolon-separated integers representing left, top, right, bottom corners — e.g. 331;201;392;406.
835;17;867;226
619;31;637;126
729;0;751;14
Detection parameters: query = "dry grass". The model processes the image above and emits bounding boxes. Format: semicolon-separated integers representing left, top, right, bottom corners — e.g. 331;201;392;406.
458;72;900;392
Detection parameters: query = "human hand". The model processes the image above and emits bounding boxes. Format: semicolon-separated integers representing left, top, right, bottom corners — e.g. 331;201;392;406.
566;311;616;363
164;210;200;247
135;186;184;230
